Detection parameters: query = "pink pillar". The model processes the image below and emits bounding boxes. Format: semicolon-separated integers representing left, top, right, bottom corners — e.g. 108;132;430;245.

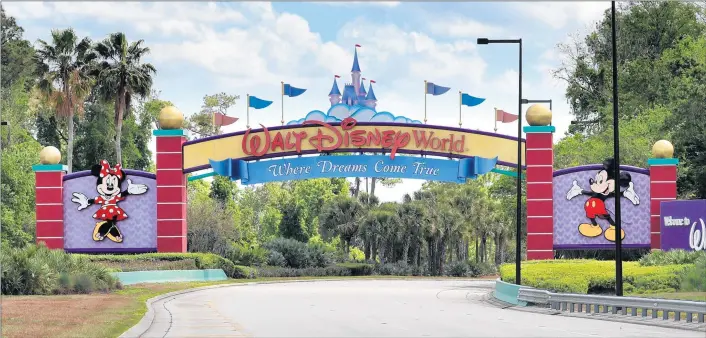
523;126;555;260
154;129;188;253
32;164;67;249
647;158;679;250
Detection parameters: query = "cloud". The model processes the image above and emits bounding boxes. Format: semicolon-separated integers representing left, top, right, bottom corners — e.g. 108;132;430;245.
285;104;423;125
508;2;609;30
316;1;401;8
426;17;504;39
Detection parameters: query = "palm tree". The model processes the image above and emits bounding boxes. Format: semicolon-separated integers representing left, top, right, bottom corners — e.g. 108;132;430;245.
91;32;155;163
35;28;95;173
319;195;364;254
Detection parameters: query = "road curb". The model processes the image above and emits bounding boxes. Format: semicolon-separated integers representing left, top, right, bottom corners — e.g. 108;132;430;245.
119;277;488;338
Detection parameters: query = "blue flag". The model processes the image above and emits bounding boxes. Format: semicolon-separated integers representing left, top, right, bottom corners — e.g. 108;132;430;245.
248;95;273;109
283;84;307;97
426;82;451;96
461;93;485;107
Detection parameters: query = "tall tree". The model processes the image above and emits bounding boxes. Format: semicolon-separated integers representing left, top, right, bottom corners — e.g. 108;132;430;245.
92;32;156;164
34;28;95;173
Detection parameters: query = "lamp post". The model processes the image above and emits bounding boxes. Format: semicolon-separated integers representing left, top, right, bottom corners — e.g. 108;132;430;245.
610;0;623;297
477;37;523;285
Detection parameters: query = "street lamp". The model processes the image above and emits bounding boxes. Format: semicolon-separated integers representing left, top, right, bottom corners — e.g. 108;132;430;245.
477;37;523;285
610;1;624;297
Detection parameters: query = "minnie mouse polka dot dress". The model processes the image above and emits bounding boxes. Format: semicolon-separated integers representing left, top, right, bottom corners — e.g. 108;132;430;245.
92;194;128;221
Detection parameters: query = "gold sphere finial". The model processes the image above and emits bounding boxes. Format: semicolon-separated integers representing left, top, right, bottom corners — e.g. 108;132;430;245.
525;104;552;126
159;106;184;130
652;140;674;158
39;146;61;165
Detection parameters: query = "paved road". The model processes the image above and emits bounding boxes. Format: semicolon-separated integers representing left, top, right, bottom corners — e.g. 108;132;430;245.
133;280;704;337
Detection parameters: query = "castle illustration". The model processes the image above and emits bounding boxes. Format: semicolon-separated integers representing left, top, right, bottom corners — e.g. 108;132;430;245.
328;47;378;111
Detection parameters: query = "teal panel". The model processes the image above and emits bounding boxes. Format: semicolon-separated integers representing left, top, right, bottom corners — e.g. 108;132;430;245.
32;164;67;172
153;129;187;137
523;126;556;133
188;171;216;181
647;158;679;166
491;168;525;179
493;279;527;306
113;269;228;285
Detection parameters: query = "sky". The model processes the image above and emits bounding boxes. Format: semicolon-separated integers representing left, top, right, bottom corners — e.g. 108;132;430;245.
4;1;611;202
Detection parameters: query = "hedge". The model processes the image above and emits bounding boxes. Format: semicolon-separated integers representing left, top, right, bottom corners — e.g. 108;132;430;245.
81;253;256;279
499;260;691;294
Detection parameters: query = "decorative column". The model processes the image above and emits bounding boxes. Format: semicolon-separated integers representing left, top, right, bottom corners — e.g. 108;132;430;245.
32;146;66;250
523;104;555;260
155;106;188;253
647;140;678;250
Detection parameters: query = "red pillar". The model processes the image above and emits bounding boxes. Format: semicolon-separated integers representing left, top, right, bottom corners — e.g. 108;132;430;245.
154;129;188;252
647;158;679;250
523;126;555;260
32;164;67;249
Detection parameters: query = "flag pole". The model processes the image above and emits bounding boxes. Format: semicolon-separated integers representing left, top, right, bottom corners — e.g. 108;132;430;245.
494;107;498;132
424;80;428;124
246;94;250;129
458;91;462;128
281;81;285;126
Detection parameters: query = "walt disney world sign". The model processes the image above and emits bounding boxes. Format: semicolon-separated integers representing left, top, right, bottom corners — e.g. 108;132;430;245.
183;117;526;184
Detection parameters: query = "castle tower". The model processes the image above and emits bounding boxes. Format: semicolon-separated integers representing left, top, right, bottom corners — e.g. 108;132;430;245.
365;81;377;110
329;76;341;106
358;78;367;102
351;46;361;97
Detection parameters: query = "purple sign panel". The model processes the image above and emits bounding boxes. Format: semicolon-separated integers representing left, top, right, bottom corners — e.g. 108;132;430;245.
553;163;651;249
660;200;706;252
62;168;157;253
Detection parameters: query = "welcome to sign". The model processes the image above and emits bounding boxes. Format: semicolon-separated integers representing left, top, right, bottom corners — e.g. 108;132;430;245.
660;199;706;252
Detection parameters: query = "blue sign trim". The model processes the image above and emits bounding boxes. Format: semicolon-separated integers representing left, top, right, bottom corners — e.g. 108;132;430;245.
209;155;498;185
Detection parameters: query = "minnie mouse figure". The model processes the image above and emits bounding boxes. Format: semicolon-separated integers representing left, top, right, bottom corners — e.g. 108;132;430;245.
566;158;640;242
71;160;148;243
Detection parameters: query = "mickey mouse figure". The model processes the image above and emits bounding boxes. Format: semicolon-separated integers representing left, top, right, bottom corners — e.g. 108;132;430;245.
71;160;148;243
566;158;640;242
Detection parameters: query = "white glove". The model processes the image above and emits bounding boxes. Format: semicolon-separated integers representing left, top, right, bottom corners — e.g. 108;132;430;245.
567;180;583;200
127;179;148;195
623;182;640;205
71;192;90;211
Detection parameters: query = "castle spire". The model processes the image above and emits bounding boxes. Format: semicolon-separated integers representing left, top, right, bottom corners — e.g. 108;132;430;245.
351;44;361;72
365;81;377;101
329;76;341;96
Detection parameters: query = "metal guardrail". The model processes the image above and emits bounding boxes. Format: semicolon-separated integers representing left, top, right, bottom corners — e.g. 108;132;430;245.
518;288;706;323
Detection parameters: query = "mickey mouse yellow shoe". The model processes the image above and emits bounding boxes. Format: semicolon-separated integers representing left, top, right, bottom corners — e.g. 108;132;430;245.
578;223;603;237
604;225;625;242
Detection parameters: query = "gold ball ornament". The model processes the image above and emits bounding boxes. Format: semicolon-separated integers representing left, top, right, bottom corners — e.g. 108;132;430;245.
159;106;184;130
525;104;553;126
39;146;62;165
652;140;674;158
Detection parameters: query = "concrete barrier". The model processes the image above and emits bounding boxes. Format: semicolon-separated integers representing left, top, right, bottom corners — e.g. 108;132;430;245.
113;269;228;285
494;278;527;306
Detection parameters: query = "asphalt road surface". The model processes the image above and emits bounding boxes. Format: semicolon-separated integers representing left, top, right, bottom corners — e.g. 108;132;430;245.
133;280;705;337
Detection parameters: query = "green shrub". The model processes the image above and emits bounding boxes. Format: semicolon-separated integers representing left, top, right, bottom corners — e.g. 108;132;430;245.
256;266;352;278
348;247;365;262
267;251;287;267
499;260;690;294
263;237;311;268
639;250;706;266
375;261;422;276
680;256;706;292
232;265;258;279
226;242;269;267
336;263;374;276
1;244;121;295
82;252;255;279
468;261;497;277
446;261;470;277
306;241;335;267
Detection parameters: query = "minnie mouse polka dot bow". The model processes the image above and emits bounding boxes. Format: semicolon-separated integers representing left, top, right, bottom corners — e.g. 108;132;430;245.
99;160;123;179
